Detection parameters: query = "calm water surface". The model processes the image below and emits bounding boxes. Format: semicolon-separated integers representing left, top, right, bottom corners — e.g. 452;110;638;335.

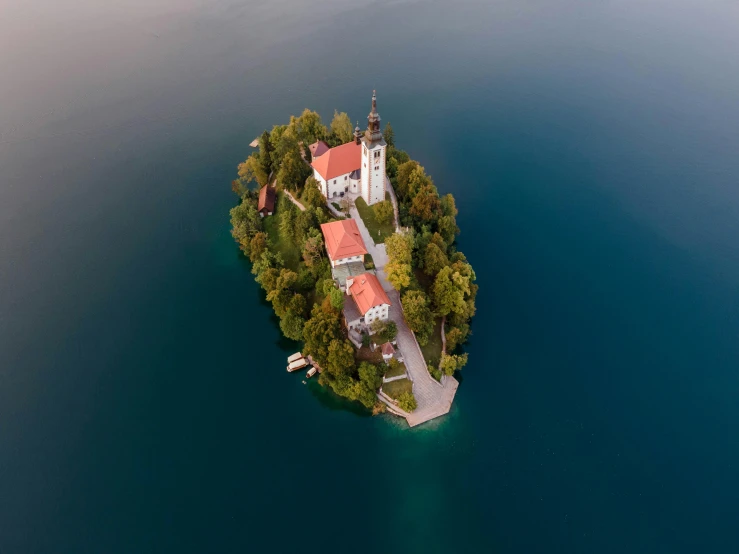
2;1;739;552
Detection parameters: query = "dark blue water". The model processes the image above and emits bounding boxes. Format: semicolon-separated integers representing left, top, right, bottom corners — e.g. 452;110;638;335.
2;1;739;552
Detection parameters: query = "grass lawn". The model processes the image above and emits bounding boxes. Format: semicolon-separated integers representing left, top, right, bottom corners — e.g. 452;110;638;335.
365;253;375;269
382;378;413;399
331;202;341;211
384;361;407;379
355;196;394;243
263;195;301;270
419;318;444;368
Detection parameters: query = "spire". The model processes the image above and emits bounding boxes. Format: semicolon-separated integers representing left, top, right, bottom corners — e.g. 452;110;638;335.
365;90;383;144
354;121;362;144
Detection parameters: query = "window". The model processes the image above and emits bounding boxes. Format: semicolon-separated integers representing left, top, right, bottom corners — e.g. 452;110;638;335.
333;179;336;184
374;150;381;160
344;176;347;180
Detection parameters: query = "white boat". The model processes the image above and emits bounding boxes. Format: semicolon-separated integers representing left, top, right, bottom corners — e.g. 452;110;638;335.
287;352;303;363
287;358;308;372
306;367;317;378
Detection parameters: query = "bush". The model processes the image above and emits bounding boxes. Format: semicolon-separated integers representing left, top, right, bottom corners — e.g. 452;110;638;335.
397;391;417;412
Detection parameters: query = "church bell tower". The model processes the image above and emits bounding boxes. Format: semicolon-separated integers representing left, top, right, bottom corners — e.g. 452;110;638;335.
360;90;387;206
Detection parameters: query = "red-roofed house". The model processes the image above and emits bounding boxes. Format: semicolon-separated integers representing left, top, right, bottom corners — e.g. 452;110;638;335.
346;273;392;329
257;185;275;217
310;141;361;200
320;220;367;267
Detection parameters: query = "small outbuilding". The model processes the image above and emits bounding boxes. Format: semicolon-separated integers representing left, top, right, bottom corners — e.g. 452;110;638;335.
258;185;276;217
381;342;395;361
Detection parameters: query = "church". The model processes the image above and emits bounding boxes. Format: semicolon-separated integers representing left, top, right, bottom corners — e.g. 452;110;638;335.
309;91;387;206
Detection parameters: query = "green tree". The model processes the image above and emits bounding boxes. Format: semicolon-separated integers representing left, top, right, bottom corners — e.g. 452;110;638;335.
230;200;262;254
370;319;397;343
397;391;417;412
302;228;324;267
439;352;468;376
258;130;273;176
384;232;413;290
277;148;309;191
280;311;306;341
445;323;470;351
302;303;344;365
303;177;325;208
249;232;268;263
373;200;394;225
432;265;471;317
410;183;441;223
383;122;395;148
237;152;269;191
326;338;356;376
266;268;298;316
328;287;344;311
424;242;449;277
330;110;353;144
279;204;296;242
395;160;420;200
286;109;327;146
401;290;434;344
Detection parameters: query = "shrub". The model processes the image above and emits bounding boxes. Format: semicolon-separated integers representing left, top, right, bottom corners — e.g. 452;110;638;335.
397;391;417;412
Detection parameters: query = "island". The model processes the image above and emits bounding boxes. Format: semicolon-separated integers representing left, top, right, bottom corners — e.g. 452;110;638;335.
230;91;476;427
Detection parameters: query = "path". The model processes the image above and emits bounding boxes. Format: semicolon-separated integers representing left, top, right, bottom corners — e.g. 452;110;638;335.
346;185;458;427
385;175;401;231
284;190;306;212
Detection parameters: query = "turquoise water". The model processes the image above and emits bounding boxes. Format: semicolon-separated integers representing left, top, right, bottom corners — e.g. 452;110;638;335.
2;1;739;552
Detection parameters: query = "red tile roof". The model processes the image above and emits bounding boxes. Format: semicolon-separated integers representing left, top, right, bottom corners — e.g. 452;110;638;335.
320;220;367;261
310;141;361;181
381;342;395;356
349;273;391;315
309;140;329;159
258;185;275;213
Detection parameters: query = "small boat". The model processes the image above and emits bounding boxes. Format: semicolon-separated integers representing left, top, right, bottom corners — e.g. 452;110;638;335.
287;352;303;363
306;367;317;378
287;358;308;372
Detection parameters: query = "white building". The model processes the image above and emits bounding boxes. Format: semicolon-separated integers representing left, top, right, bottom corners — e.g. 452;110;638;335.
319;219;368;268
310;90;387;206
344;272;392;331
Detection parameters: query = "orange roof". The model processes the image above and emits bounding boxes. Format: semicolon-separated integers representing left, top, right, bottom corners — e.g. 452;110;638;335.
310;141;361;180
320;220;367;261
349;273;391;315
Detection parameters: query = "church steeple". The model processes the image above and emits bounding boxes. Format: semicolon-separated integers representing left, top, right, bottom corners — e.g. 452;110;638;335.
354;121;362;145
365;90;383;144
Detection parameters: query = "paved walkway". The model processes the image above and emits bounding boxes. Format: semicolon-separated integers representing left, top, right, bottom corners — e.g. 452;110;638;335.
345;187;458;427
284;190;306;212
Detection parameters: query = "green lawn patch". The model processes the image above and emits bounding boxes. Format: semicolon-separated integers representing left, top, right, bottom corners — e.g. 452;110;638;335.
331;202;341;211
263;195;301;271
382;378;413;400
419;318;443;369
384;361;407;379
355;197;394;244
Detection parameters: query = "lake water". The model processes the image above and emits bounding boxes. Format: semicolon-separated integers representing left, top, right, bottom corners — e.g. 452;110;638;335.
2;1;739;552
